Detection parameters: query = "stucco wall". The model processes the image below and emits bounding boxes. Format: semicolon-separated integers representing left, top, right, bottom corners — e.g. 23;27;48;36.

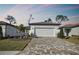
0;24;26;37
29;25;60;37
0;25;6;37
63;27;79;36
6;25;19;37
69;27;79;36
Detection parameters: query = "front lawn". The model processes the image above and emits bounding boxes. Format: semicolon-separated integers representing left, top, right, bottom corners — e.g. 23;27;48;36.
66;36;79;44
0;38;31;51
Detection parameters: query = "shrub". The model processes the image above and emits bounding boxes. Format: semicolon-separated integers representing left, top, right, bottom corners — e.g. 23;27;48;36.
57;28;64;38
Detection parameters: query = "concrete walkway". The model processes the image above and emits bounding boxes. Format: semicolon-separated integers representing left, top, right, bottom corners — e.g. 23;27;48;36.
19;37;79;55
0;51;20;55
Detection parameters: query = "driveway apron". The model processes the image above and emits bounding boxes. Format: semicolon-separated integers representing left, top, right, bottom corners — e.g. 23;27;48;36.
19;37;79;55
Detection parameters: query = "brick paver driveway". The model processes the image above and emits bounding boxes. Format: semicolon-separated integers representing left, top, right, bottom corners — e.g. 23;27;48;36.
19;37;79;55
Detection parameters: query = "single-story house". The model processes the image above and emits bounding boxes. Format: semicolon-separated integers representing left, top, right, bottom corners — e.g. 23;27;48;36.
0;21;26;38
59;22;79;36
29;21;79;37
29;22;60;37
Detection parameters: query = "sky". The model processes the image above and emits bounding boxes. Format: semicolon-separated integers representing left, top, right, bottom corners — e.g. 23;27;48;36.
0;4;79;26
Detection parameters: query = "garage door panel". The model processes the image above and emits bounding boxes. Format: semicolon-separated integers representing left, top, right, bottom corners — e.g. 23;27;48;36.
35;28;54;37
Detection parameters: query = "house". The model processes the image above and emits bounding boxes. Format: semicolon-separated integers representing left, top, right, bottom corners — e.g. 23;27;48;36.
29;22;60;37
59;22;79;36
0;21;26;38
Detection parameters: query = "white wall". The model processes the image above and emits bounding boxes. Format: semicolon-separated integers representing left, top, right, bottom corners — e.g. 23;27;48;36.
63;27;79;36
69;27;79;36
29;25;60;37
35;28;55;37
0;25;6;37
6;25;19;37
0;24;26;37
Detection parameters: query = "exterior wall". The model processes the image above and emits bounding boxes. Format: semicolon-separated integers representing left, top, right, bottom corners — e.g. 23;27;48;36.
6;25;19;37
0;25;6;37
29;25;60;37
63;28;66;36
0;24;26;38
35;28;55;37
63;27;79;36
69;27;79;36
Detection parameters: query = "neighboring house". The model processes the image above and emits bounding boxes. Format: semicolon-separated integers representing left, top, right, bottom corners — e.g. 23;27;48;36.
59;22;79;36
0;21;26;38
29;22;60;37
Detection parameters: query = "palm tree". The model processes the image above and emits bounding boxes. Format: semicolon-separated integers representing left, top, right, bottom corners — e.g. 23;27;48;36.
5;15;16;24
48;18;52;22
28;14;34;24
65;28;71;37
56;15;69;23
44;18;52;22
44;20;48;22
28;14;32;24
56;15;69;38
18;24;24;32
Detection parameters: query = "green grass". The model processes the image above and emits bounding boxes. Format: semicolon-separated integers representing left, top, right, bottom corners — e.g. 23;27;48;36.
66;36;79;44
0;38;31;51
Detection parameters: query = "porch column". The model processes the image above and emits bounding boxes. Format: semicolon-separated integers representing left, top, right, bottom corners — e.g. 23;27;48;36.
1;25;6;37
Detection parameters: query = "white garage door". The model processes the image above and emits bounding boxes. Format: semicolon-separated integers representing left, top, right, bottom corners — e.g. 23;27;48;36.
35;28;55;37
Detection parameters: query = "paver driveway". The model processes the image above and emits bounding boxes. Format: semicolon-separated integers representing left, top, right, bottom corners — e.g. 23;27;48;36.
19;37;79;55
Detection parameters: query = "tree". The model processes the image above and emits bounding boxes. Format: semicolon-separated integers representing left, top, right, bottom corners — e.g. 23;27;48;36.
56;15;69;38
57;28;64;38
28;14;34;24
48;18;52;22
18;24;30;34
65;28;71;37
18;24;26;32
5;15;16;24
44;18;52;22
44;20;48;22
56;15;69;23
25;26;30;30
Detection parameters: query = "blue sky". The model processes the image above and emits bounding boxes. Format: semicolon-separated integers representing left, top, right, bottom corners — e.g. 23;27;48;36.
0;4;79;26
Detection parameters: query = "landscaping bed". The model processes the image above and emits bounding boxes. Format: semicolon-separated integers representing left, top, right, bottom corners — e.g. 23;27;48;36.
66;35;79;44
0;37;32;51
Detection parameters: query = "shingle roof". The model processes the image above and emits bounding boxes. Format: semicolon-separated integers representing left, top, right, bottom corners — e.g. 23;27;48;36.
0;21;9;25
59;22;79;28
0;21;17;28
29;22;61;25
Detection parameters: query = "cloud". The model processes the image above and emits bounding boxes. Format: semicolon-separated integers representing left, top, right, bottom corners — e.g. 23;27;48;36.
58;5;79;13
69;15;79;18
2;4;54;26
1;4;79;26
2;5;34;25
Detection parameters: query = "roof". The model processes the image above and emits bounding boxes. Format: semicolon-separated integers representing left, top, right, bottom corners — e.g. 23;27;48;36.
0;21;17;28
29;22;60;25
59;22;79;28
